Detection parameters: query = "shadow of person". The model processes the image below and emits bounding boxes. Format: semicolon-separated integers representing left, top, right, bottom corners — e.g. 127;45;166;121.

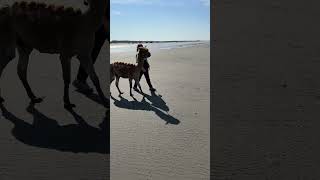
111;95;180;125
0;104;109;154
137;91;169;112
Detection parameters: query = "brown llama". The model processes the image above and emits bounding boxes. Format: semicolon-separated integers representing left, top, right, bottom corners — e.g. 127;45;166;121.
1;0;109;109
110;47;151;96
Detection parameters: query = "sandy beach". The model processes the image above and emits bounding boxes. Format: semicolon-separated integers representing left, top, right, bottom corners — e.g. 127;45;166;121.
110;43;210;179
0;41;109;179
213;1;320;179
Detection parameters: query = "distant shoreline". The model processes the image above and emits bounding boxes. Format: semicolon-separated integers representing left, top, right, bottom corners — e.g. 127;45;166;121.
110;40;202;44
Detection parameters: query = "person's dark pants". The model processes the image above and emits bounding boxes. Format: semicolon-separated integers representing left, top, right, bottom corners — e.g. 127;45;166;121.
134;63;154;89
76;25;109;82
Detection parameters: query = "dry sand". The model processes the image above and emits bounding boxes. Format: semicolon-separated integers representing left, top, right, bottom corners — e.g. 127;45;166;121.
213;0;320;179
110;43;210;180
0;40;109;179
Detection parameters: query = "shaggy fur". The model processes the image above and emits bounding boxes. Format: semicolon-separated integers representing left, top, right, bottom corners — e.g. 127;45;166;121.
110;47;151;96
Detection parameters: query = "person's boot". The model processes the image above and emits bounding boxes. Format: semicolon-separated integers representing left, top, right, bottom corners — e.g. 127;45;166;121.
72;79;93;94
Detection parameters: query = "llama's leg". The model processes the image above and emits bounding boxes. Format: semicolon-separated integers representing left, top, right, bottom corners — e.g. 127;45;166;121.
136;80;143;94
0;54;13;103
78;55;108;107
110;73;115;84
129;78;133;96
115;76;123;95
134;74;144;95
134;71;143;89
60;55;75;109
17;47;42;104
109;72;114;96
110;65;115;84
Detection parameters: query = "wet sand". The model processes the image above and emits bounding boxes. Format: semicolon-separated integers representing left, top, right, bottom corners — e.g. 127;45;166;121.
110;43;210;180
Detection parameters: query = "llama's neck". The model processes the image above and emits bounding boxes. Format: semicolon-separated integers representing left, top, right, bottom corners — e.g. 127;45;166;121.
136;55;145;71
86;0;107;30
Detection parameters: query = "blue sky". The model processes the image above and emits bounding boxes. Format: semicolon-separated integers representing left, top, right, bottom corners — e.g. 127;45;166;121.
110;0;210;41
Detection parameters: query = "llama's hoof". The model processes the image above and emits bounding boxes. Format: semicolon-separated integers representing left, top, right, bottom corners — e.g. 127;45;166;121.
31;98;43;104
64;103;76;110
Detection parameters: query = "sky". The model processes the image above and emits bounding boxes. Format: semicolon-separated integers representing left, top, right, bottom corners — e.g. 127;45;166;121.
110;0;210;41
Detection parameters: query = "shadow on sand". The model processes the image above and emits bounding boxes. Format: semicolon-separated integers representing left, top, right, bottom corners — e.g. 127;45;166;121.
76;89;179;124
75;89;109;107
0;104;109;154
110;91;180;125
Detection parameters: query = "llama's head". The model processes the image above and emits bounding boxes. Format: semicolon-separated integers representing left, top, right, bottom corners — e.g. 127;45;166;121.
137;43;143;51
138;47;151;59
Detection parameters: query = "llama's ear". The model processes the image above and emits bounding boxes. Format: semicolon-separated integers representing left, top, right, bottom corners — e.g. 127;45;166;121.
83;0;89;6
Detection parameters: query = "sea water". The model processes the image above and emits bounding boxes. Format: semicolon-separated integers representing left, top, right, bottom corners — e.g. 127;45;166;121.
110;41;210;54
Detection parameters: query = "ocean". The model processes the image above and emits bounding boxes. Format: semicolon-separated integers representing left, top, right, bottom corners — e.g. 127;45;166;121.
110;41;210;54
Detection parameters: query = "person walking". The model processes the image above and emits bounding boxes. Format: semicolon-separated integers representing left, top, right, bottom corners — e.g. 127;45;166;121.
72;3;109;94
134;44;156;92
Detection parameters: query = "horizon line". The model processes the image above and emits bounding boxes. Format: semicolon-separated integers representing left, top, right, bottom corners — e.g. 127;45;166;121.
110;40;210;42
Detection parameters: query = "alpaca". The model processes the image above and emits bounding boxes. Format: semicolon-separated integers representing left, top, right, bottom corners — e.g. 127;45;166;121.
3;0;109;109
110;47;151;96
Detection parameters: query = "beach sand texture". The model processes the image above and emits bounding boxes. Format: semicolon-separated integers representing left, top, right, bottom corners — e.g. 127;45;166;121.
213;0;320;179
110;43;210;180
